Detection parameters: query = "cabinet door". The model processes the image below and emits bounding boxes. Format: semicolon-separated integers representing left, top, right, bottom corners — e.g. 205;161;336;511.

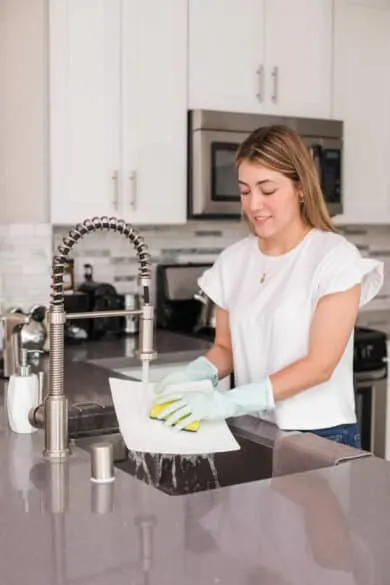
333;2;390;223
49;0;121;224
264;0;332;118
121;0;187;224
188;0;265;113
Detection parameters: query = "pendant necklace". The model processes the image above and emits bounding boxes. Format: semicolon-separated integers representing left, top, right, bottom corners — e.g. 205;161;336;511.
260;267;272;284
258;229;311;284
259;259;275;284
259;256;284;284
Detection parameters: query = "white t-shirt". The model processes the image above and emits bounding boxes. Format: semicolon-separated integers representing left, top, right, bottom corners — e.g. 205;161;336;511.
197;229;384;430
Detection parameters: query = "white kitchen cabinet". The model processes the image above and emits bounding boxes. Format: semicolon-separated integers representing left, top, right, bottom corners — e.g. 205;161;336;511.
188;0;265;114
120;0;187;225
332;1;390;224
49;0;121;223
188;0;333;119
49;0;187;225
264;0;332;118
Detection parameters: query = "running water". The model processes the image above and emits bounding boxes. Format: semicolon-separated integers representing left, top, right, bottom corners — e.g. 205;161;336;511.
127;451;220;493
130;361;221;493
141;360;150;394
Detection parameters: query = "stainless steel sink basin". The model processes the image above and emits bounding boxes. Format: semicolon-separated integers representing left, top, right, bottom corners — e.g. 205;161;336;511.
73;428;273;496
71;350;371;495
73;418;371;496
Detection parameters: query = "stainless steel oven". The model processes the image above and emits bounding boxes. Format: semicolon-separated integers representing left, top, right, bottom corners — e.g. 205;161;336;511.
354;375;388;458
352;326;388;457
188;109;343;219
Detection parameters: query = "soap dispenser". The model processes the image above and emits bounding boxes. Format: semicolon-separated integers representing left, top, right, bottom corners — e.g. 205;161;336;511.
7;349;39;433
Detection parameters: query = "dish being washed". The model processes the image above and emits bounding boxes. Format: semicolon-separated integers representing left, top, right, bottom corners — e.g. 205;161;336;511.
109;377;240;455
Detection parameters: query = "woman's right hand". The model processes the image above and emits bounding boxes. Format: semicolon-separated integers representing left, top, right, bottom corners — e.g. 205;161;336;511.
154;356;219;394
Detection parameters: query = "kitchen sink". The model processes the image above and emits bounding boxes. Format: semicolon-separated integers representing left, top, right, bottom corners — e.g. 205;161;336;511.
73;429;273;496
71;353;371;495
72;354;271;494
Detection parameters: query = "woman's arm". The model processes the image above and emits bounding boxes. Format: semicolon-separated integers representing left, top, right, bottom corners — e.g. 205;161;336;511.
205;307;234;379
270;284;361;402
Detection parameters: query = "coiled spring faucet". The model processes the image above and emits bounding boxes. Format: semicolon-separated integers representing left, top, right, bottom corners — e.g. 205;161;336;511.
30;217;157;460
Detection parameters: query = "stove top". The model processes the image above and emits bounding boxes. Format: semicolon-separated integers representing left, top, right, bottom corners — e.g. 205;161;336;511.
353;326;387;374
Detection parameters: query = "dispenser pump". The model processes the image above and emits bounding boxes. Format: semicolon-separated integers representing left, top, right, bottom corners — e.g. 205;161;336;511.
18;349;31;377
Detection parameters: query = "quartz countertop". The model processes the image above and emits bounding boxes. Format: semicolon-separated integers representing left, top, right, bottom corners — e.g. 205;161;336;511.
0;330;389;584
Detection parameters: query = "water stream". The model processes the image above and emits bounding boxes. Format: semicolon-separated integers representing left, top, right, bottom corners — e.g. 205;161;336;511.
126;451;220;494
127;359;220;494
141;360;150;395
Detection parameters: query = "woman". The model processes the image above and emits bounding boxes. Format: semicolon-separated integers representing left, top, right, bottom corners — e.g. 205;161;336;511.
153;125;383;448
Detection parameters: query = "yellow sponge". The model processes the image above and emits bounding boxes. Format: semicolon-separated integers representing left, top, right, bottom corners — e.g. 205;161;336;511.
149;401;200;432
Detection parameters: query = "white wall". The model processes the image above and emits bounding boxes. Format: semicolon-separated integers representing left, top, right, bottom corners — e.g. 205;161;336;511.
0;0;49;223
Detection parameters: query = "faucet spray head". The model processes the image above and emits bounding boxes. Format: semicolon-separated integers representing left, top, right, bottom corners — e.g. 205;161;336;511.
137;304;157;362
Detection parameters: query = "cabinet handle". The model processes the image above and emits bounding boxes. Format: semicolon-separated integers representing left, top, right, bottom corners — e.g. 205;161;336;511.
129;171;137;210
271;66;279;103
256;65;264;102
111;170;119;210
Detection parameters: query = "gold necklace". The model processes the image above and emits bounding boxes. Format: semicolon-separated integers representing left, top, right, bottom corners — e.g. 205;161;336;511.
259;255;285;284
258;229;311;284
259;260;275;284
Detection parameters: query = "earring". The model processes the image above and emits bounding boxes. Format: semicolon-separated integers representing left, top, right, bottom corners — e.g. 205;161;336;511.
299;194;304;204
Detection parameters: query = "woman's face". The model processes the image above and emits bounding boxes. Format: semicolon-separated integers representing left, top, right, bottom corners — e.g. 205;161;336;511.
238;160;303;240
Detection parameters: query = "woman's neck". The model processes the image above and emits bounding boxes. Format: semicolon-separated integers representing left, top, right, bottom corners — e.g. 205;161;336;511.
258;223;312;256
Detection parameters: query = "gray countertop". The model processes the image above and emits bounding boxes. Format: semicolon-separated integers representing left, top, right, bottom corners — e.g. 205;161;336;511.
0;331;389;584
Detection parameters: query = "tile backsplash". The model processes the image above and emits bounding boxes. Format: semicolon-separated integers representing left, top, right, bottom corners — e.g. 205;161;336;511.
0;223;52;310
1;221;390;313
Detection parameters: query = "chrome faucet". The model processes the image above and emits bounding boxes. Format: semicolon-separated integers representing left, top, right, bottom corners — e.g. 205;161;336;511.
29;217;157;461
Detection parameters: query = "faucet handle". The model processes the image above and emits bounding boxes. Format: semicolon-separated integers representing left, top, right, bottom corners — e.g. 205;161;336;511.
193;289;208;305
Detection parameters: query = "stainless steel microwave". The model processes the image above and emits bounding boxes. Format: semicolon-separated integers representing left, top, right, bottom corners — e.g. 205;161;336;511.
188;109;343;219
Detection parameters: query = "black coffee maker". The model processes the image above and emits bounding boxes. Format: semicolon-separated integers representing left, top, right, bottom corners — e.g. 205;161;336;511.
156;263;212;334
77;264;124;340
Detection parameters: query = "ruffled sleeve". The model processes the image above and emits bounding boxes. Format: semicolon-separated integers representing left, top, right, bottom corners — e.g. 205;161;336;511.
197;253;228;310
314;239;384;308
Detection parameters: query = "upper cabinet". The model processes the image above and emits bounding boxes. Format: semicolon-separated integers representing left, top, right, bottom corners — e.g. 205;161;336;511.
188;0;265;115
264;0;333;119
333;1;390;224
49;0;122;223
49;0;187;225
188;0;333;119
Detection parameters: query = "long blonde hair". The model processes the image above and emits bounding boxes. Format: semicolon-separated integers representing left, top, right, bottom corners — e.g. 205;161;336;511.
235;125;336;232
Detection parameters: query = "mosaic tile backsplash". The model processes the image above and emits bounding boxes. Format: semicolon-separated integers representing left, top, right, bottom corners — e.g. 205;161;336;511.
0;223;52;310
1;222;390;319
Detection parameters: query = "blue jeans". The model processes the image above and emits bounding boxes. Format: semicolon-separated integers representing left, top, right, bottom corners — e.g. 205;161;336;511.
300;423;362;449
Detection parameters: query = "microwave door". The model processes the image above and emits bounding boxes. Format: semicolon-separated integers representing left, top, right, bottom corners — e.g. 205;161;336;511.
190;129;247;218
307;141;342;216
213;143;241;201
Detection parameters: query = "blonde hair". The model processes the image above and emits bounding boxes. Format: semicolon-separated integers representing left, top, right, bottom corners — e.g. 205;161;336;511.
235;125;336;233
